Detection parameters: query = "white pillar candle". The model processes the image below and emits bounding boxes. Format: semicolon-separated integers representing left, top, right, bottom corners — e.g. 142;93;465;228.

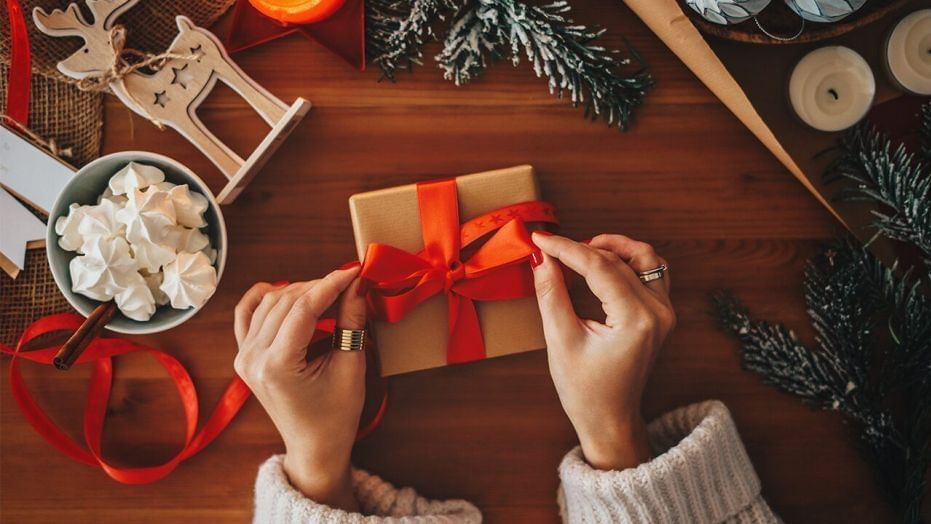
885;9;931;96
789;46;875;132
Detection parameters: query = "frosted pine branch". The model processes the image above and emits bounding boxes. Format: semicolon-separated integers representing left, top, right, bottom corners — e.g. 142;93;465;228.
712;239;931;522
367;0;459;80
436;0;653;129
826;104;931;266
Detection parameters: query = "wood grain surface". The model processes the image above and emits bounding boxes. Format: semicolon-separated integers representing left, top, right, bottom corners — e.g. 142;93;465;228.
1;2;907;522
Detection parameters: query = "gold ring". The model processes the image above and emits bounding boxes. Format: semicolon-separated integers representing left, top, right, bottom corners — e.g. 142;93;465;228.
637;264;667;284
332;328;366;351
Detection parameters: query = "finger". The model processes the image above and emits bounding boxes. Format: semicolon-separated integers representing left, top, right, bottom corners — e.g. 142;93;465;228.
234;282;279;346
335;278;366;330
589;234;670;296
274;266;362;361
533;233;633;320
254;281;317;345
531;250;583;349
330;278;367;381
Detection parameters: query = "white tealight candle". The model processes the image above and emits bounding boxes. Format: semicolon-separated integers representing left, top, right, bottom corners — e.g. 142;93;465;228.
789;46;875;133
885;9;931;96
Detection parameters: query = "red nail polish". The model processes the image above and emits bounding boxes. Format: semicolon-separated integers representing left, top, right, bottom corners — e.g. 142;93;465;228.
340;260;362;270
271;280;289;287
530;251;543;268
535;230;554;237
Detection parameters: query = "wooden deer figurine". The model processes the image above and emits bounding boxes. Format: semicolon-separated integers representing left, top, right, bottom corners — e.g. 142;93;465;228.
33;0;311;204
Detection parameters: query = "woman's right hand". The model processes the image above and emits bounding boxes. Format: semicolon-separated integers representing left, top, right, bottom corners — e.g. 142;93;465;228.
530;233;676;471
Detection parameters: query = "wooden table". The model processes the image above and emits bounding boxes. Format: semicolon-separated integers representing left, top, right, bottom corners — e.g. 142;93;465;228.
1;3;900;522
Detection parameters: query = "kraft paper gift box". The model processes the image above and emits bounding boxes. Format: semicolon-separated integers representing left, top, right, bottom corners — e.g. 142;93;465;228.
348;165;550;376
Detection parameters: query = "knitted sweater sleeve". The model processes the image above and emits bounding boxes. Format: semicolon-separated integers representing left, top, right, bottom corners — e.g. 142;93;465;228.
253;455;482;523
557;400;780;524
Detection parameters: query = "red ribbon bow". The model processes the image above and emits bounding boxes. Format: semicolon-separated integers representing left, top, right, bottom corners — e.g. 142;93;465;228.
360;179;557;364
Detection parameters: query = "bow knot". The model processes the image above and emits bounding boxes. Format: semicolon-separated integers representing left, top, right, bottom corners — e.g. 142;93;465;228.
444;259;465;292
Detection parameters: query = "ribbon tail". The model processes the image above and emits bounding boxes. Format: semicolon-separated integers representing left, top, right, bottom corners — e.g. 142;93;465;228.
445;295;486;364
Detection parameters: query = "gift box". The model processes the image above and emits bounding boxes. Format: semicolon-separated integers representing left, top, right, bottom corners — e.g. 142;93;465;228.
348;165;557;376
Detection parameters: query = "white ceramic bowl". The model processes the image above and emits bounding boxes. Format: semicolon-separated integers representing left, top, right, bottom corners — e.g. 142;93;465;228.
46;151;228;334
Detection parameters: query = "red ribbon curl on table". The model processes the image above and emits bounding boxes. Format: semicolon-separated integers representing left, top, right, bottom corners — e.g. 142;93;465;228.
0;314;386;484
360;179;558;364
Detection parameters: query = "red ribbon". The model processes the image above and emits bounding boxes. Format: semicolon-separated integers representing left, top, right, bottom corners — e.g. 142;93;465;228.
1;313;386;484
4;0;31;124
360;180;557;364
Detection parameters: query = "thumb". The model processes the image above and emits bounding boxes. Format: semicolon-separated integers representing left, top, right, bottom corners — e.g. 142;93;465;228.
531;245;581;349
330;277;366;380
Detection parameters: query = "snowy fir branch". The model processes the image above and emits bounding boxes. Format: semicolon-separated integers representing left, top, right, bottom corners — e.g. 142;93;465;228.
366;0;459;80
712;239;931;523
825;103;931;265
435;0;652;129
365;0;653;129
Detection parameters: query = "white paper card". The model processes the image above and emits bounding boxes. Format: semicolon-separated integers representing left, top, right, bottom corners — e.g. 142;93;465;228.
0;125;75;215
0;187;47;271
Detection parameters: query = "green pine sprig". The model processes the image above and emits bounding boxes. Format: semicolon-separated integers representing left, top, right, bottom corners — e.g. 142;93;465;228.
366;0;459;80
825;103;931;265
435;0;652;129
364;0;653;129
712;239;931;523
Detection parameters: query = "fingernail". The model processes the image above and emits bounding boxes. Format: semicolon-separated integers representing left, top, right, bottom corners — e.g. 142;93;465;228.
530;251;543;268
271;280;289;287
340;260;362;270
534;230;554;237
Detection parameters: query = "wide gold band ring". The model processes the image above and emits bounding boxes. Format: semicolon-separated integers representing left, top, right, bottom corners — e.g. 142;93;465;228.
332;328;366;352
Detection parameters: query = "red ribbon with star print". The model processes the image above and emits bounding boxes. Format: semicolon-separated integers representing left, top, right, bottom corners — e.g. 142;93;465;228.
359;179;558;364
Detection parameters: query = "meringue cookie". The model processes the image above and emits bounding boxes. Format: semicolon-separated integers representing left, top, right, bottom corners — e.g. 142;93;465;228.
76;199;124;252
167;185;208;228
99;187;129;207
160;251;218;309
142;270;170;306
55;204;90;252
70;236;138;301
166;225;210;253
108;162;166;195
201;246;218;265
115;272;157;321
117;187;178;272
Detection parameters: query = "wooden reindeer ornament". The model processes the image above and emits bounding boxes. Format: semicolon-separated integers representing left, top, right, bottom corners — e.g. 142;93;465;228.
33;0;311;204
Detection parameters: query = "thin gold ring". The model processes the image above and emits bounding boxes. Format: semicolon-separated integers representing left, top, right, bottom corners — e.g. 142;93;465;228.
332;328;366;351
637;264;667;284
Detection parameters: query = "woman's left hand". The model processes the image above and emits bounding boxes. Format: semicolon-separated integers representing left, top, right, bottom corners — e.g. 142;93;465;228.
234;266;365;512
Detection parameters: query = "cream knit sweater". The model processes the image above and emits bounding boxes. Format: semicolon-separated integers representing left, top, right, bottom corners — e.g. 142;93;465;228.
253;401;780;523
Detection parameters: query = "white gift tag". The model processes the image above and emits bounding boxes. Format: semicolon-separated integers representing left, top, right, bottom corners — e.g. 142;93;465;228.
0;125;75;215
0;187;47;276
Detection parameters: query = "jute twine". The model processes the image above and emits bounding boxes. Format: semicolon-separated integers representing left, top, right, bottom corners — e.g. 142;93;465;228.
0;0;235;346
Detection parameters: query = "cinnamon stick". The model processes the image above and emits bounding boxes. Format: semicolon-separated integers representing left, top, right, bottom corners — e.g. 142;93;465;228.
53;302;118;371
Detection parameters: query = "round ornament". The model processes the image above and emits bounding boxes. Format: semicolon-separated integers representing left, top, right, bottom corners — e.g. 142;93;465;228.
884;9;931;95
685;0;773;24
784;0;866;23
788;46;875;132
